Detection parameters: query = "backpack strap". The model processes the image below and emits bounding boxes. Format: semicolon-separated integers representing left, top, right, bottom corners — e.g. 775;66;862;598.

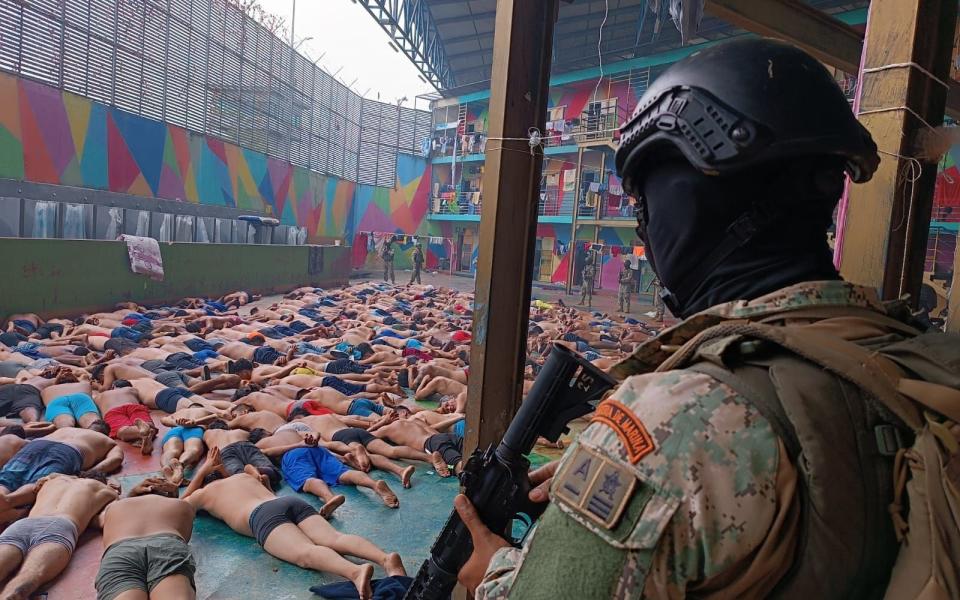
659;321;924;430
686;361;802;460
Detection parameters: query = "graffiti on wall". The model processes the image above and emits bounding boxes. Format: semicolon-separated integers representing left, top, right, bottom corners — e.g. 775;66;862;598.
0;72;355;242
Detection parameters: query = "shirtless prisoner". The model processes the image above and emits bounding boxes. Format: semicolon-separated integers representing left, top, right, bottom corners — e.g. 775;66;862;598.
183;449;404;600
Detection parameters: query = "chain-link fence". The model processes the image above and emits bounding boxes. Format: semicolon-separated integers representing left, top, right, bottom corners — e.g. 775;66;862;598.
0;0;431;187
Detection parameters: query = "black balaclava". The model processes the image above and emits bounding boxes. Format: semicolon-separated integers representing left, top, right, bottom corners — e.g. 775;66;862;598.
640;157;844;317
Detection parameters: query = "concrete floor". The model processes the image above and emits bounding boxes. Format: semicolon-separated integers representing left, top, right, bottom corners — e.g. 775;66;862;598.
43;274;659;599
357;270;672;323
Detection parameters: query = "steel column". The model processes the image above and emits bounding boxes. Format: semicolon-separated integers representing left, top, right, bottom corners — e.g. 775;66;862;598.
565;146;585;295
465;0;560;454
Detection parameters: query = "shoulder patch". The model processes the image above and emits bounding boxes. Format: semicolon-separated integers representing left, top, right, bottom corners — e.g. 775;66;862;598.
591;399;655;463
553;445;637;530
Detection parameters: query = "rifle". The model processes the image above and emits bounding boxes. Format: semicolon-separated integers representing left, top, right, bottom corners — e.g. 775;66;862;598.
403;343;617;600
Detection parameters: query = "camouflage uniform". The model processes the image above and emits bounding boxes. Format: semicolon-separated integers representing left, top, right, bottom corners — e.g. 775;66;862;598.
476;280;887;599
409;245;424;284
579;258;596;307
382;245;395;284
650;277;664;321
617;266;633;313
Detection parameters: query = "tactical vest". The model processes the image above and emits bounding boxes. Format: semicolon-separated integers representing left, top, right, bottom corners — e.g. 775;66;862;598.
639;306;960;599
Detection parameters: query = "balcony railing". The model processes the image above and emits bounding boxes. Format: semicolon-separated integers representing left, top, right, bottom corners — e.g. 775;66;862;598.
575;194;637;220
426;101;633;158
429;190;577;217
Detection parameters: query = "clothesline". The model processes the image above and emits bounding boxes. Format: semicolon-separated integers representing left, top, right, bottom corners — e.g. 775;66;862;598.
358;231;454;244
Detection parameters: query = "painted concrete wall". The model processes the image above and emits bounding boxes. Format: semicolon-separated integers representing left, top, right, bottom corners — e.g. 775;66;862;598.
0;239;349;319
0;72;355;242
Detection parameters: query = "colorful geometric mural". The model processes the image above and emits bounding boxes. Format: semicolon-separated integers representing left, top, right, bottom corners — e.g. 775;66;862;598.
351;153;452;271
0;72;355;242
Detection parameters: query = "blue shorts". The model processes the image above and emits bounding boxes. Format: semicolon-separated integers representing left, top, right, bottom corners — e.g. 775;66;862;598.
347;399;384;417
45;393;100;421
295;342;325;356
575;341;592;353
204;301;228;313
13;343;46;360
111;327;146;342
324;359;367;375
192;349;219;362
161;426;205;446
0;440;83;492
11;320;36;335
155;388;191;414
288;321;310;333
281;447;351;491
184;338;216;353
453;419;466;438
253;346;282;365
321;376;364;396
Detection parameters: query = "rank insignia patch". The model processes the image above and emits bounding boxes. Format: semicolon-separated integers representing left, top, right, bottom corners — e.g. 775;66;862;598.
553;445;637;530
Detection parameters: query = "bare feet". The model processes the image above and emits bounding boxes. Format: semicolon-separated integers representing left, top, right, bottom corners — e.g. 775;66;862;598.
342;451;361;470
351;564;374;600
352;445;372;472
136;420;157;455
374;480;399;508
320;494;345;518
162;458;185;485
400;465;414;489
383;552;406;577
430;452;451;478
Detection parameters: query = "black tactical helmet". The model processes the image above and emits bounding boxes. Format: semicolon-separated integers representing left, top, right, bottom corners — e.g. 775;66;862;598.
615;38;879;198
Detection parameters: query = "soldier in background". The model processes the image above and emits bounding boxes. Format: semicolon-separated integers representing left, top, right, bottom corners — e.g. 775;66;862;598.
578;249;596;307
381;238;396;284
616;258;634;313
409;242;425;285
649;275;665;321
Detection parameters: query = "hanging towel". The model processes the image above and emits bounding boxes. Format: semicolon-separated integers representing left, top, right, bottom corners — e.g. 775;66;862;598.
119;235;164;281
352;233;369;268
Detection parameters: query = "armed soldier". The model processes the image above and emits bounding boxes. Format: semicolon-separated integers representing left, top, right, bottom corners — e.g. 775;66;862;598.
382;238;396;284
578;249;596;307
453;38;959;599
616;258;634;313
409;241;425;285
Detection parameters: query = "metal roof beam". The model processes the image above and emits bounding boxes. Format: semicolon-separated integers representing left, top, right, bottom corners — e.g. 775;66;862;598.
357;0;454;89
434;9;497;26
704;0;960;117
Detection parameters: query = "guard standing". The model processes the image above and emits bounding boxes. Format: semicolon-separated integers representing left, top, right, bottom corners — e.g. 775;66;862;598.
579;249;596;307
617;258;634;313
381;238;396;284
409;241;425;285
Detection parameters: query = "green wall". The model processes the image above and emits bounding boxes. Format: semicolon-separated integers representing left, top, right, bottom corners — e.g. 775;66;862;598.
0;239;349;319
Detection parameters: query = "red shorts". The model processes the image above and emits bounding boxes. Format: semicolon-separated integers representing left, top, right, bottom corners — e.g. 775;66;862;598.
451;331;471;343
104;404;153;438
88;332;110;338
402;347;432;362
286;400;334;419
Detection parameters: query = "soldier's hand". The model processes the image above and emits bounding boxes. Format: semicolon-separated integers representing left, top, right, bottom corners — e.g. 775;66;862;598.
455;494;509;594
528;460;560;503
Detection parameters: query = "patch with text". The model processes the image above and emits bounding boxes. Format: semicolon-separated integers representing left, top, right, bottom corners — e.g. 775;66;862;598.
591;399;655;464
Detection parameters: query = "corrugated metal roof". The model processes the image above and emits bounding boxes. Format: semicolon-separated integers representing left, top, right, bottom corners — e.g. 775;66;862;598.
415;0;868;95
